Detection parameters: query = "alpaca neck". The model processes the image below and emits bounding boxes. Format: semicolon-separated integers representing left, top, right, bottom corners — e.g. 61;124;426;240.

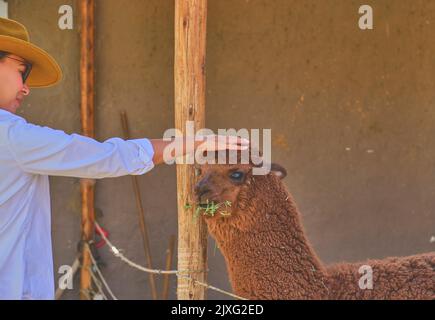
211;195;329;299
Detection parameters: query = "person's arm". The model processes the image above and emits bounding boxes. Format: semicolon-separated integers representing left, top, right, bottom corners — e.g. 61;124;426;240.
6;118;155;178
6;117;248;178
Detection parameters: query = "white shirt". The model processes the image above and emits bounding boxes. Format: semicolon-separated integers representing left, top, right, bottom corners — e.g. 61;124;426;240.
0;109;155;300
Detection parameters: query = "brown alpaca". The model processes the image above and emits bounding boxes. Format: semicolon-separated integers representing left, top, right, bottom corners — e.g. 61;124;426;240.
194;152;435;300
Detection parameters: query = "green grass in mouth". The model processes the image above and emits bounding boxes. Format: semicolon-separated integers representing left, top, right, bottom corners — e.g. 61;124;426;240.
184;200;232;221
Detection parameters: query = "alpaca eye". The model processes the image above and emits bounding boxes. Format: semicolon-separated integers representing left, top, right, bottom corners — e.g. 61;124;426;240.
229;171;244;181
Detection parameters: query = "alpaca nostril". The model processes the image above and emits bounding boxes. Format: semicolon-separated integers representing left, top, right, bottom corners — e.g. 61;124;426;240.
195;183;205;194
195;175;215;202
198;188;211;199
195;185;213;204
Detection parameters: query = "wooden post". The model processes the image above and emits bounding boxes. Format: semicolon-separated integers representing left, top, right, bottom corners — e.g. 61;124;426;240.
175;0;208;300
79;0;96;300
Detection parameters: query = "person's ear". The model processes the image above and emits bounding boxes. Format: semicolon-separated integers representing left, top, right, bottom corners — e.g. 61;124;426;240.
22;84;30;96
270;163;287;179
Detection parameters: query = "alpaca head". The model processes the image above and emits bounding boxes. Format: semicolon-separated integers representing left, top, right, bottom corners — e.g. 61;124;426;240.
194;149;287;235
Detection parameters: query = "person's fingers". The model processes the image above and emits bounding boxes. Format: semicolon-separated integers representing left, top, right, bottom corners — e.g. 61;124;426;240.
224;135;244;143
199;143;248;152
216;135;250;146
197;135;249;144
225;144;249;151
195;135;250;152
237;137;250;145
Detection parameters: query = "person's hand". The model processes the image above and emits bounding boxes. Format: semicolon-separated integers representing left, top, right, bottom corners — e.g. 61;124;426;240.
194;135;249;152
150;135;250;165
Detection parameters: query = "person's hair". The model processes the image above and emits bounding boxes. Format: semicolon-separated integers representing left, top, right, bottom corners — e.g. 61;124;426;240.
0;51;8;61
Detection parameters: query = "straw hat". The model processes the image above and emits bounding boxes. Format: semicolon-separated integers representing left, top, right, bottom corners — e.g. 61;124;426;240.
0;17;62;88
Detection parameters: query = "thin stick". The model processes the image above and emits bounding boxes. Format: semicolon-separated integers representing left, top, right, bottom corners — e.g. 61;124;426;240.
120;111;158;300
161;235;176;299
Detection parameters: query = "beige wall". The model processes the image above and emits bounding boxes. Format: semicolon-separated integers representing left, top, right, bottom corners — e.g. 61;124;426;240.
8;0;435;299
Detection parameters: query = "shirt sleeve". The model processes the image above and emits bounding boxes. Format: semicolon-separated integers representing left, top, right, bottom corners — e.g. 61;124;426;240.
5;117;155;178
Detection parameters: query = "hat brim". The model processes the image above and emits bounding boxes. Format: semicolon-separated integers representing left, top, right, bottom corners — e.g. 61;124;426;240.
0;35;62;88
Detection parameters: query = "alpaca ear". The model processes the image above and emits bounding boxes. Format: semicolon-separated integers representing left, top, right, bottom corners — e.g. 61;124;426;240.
270;163;287;179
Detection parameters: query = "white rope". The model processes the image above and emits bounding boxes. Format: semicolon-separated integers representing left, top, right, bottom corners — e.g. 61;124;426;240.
94;222;247;300
88;266;108;300
86;243;118;300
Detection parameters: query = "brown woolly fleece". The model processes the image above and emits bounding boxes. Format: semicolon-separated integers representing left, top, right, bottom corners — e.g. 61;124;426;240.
195;157;435;300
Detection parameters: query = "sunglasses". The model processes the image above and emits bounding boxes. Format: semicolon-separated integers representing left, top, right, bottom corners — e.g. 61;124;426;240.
4;55;33;84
